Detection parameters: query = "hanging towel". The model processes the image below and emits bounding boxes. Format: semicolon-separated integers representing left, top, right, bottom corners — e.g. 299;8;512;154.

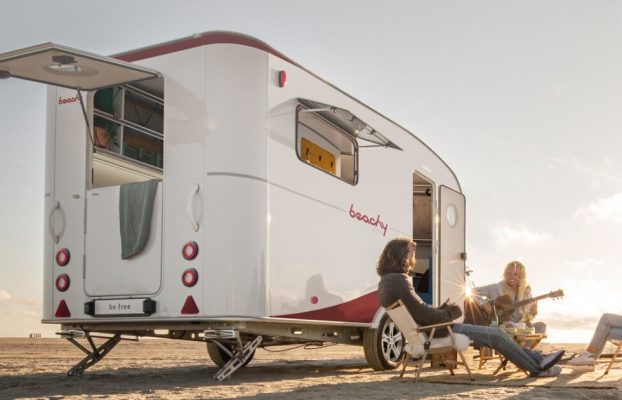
119;179;160;259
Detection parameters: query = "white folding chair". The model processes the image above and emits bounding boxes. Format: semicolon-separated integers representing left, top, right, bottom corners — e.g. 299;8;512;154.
604;328;622;375
385;300;473;381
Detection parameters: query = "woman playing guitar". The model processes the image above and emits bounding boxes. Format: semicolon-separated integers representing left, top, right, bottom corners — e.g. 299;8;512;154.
473;261;547;339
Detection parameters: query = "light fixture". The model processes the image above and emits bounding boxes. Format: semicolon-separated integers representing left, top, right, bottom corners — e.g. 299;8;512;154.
52;54;76;65
56;248;70;266
182;268;199;287
182;241;199;260
46;63;97;76
278;70;287;87
56;274;70;292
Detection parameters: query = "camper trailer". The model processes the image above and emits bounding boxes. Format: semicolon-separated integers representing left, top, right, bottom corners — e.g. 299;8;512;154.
0;32;466;380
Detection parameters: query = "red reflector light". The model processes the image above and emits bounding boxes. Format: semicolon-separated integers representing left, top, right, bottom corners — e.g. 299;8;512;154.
56;248;70;266
55;274;70;292
55;300;71;317
182;268;199;287
181;295;199;314
182;241;199;260
278;70;287;87
310;296;318;304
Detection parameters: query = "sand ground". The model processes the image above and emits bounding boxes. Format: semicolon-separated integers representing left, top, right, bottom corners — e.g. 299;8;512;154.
0;338;620;399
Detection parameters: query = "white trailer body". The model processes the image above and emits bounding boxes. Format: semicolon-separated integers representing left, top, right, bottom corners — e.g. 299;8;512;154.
0;32;466;375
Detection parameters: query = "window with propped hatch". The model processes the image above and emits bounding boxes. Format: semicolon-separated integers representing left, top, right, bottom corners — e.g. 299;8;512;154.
295;99;401;185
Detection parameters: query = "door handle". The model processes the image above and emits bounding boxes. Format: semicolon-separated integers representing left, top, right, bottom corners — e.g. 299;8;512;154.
186;183;200;232
48;201;65;243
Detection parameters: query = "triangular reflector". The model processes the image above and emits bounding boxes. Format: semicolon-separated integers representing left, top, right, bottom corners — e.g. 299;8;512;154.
55;300;71;317
181;295;199;314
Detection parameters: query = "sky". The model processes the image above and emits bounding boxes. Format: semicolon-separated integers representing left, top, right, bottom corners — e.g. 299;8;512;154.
0;1;621;341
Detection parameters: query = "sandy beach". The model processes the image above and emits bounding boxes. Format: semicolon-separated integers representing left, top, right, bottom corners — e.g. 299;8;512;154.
0;338;619;399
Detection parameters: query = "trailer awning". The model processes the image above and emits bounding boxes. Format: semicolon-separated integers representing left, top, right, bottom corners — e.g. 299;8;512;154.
0;43;160;91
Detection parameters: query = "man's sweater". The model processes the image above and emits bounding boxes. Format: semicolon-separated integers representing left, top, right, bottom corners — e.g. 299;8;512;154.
378;272;462;337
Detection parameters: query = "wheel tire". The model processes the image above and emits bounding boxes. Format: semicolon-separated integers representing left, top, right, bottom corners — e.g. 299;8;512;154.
363;313;405;370
206;341;255;368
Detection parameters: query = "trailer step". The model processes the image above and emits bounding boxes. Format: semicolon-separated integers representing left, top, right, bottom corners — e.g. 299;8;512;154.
213;335;263;381
204;329;238;340
57;329;86;339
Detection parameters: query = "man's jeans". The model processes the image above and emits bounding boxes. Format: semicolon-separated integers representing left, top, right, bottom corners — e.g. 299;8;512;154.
452;323;543;374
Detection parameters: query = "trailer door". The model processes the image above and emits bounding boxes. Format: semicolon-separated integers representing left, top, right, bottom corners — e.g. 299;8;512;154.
439;185;466;320
84;183;163;296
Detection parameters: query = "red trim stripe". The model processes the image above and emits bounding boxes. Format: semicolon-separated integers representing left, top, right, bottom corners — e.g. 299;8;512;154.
273;291;379;323
115;31;292;63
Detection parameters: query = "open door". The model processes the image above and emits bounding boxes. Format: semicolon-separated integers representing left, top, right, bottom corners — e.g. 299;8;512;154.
412;172;434;304
439;185;466;321
0;43;164;299
0;42;159;90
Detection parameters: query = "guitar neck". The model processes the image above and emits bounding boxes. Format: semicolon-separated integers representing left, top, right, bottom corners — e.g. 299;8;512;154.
498;293;552;312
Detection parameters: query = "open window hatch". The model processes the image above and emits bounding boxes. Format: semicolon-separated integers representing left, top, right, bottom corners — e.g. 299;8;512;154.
298;98;402;150
296;98;402;185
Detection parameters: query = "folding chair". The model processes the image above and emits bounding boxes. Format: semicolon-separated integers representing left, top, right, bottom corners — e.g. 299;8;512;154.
604;328;622;375
385;300;473;381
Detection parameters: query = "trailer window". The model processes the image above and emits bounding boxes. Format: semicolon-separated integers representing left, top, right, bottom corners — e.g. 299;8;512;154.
296;105;358;184
91;78;164;188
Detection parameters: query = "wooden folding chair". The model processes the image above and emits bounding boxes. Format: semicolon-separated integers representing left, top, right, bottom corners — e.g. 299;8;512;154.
604;329;622;375
385;300;473;381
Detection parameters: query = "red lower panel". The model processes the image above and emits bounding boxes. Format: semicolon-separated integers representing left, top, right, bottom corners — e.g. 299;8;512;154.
273;291;379;323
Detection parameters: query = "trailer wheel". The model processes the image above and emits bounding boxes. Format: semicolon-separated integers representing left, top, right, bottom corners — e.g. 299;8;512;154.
363;313;405;370
206;341;255;368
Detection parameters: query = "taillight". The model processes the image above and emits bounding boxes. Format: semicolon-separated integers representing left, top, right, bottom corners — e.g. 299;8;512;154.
56;274;70;292
182;241;198;260
182;268;198;287
56;248;70;266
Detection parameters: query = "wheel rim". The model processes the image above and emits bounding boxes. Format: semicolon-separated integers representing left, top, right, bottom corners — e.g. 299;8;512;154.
381;320;403;362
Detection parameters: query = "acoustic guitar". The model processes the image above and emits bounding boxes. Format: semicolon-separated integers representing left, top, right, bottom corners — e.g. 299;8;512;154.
464;289;564;326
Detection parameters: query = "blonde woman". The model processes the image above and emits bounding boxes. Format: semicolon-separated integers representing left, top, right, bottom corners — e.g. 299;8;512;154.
475;261;546;335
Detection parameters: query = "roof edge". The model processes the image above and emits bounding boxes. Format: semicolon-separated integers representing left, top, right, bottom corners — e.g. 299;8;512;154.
114;30;292;63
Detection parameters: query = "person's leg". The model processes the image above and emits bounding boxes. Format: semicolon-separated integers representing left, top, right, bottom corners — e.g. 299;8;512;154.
522;346;543;364
588;313;622;358
453;323;541;374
